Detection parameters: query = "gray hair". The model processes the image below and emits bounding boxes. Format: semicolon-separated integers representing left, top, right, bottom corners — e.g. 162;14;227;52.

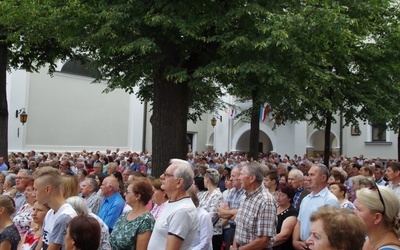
170;159;194;191
353;175;374;188
205;168;220;185
233;164;243;172
243;161;264;183
289;169;304;179
66;196;90;215
313;164;329;181
84;178;99;192
5;174;17;187
19;169;33;179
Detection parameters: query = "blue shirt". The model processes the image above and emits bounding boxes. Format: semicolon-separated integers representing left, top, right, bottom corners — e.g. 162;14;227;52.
98;192;125;232
298;187;339;241
0;163;8;172
130;163;140;172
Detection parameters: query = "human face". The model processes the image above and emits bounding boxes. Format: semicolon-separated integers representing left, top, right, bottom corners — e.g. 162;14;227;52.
263;176;275;189
106;166;113;176
385;167;398;181
225;178;233;189
328;184;343;200
275;190;291;208
307;219;334;250
124;184;136;205
31;202;49;225
303;176;311;190
100;178;112;197
0;174;5;184
15;172;30;192
93;166;102;174
32;178;49;205
122;170;130;182
80;181;93;197
77;171;85;182
58;161;69;171
239;166;252;191
327;176;338;185
230;168;241;189
308;166;325;191
375;169;383;181
24;186;36;205
354;199;376;231
151;187;166;205
288;172;301;189
359;167;366;177
65;227;74;250
160;163;178;194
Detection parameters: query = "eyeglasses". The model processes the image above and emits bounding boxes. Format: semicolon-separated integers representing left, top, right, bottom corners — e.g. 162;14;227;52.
369;183;386;215
16;177;28;180
125;190;133;195
162;171;175;178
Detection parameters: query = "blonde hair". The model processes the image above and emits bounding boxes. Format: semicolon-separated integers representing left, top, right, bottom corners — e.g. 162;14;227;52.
62;174;80;199
356;186;400;235
32;167;62;191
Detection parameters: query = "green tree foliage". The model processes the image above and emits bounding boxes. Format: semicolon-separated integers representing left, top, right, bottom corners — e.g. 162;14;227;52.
204;0;400;163
0;0;73;161
53;1;227;175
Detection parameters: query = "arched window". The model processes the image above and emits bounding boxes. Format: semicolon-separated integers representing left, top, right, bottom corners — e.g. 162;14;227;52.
60;59;100;78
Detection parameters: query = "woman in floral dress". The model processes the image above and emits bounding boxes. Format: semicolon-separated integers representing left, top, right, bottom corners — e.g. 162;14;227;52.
110;179;155;250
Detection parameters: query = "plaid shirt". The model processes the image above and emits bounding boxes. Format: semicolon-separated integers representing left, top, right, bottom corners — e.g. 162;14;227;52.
84;192;103;214
226;187;245;225
293;187;304;209
235;184;277;248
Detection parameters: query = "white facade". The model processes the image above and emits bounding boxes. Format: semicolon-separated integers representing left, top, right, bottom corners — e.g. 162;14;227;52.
7;61;399;160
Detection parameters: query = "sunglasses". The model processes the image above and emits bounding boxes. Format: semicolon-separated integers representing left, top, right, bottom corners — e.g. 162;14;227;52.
369;183;386;215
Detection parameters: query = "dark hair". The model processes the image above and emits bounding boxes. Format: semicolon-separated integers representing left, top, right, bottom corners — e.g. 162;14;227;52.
79;169;88;177
129;179;154;205
68;215;101;250
194;176;206;191
329;183;346;198
277;182;296;202
264;170;279;186
330;170;345;184
387;161;400;172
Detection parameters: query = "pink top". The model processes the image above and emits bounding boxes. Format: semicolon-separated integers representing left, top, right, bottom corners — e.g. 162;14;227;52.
150;201;168;220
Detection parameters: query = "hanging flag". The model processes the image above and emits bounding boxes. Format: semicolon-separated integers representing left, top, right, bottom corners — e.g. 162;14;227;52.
262;105;270;121
259;103;270;122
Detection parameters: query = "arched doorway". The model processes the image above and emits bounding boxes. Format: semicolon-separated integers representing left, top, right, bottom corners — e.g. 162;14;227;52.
307;130;339;158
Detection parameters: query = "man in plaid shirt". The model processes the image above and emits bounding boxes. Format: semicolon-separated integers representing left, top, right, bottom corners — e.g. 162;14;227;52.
231;162;277;250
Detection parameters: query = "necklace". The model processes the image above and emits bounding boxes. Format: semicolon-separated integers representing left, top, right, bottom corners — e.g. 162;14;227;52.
277;205;291;215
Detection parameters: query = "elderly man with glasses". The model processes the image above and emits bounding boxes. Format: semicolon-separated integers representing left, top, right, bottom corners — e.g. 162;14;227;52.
148;159;199;250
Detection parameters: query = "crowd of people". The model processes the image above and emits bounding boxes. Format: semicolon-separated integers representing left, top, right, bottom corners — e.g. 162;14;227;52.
0;150;399;250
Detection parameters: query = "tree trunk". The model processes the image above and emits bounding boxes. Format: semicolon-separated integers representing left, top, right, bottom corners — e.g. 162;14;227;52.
324;111;332;167
0;39;9;163
151;77;190;177
249;89;260;161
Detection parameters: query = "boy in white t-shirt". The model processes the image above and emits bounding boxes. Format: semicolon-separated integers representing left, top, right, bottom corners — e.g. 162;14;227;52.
32;167;77;250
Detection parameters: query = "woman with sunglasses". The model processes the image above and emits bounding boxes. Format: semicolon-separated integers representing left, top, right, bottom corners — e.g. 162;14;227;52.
355;185;400;250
